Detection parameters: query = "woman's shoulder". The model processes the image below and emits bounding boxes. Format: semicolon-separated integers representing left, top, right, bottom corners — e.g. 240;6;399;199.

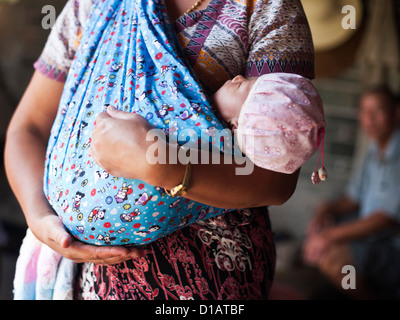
69;0;96;24
33;0;97;81
59;0;96;28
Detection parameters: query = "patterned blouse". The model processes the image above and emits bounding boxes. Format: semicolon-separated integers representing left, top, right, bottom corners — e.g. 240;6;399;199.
35;0;314;300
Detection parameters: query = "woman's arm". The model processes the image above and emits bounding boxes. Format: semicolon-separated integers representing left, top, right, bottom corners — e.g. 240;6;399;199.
91;107;299;209
156;144;300;208
5;71;141;264
5;72;61;227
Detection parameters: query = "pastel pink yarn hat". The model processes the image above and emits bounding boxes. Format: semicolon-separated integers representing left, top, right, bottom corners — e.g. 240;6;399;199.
236;73;327;183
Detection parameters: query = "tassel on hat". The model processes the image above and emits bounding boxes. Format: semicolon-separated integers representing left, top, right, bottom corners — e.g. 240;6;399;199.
311;127;328;185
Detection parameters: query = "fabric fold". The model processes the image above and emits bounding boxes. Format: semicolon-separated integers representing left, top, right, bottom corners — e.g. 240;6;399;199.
13;229;76;300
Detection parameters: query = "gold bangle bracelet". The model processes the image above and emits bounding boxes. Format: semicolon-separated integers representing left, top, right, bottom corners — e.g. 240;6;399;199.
165;146;192;198
165;161;192;198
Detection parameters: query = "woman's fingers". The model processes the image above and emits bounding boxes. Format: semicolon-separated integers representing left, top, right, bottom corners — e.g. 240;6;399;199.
59;233;73;249
67;241;143;264
32;211;142;265
33;212;72;249
105;105;133;120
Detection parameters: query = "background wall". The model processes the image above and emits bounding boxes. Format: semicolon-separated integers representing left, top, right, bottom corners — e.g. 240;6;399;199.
0;0;67;140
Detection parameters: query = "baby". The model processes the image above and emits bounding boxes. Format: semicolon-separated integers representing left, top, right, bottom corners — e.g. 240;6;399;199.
212;72;326;180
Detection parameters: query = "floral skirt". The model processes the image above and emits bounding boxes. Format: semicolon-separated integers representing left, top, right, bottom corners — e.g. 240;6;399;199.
75;207;276;300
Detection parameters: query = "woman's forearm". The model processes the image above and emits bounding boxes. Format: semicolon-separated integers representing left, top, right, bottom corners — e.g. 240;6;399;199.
4;127;54;228
189;160;299;208
4;71;63;231
150;142;299;209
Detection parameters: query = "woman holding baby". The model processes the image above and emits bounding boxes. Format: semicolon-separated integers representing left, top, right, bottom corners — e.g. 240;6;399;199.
5;0;315;300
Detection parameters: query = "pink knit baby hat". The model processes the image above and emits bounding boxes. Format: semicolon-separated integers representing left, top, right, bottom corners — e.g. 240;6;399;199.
236;73;326;178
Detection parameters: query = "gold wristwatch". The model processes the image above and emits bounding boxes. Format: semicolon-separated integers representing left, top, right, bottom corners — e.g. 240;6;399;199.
165;147;192;198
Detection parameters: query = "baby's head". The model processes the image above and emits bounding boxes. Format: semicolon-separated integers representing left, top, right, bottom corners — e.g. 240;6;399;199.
213;73;324;131
215;72;325;177
212;75;258;128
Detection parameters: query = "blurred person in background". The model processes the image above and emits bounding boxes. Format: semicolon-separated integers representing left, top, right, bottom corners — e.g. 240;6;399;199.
303;85;400;300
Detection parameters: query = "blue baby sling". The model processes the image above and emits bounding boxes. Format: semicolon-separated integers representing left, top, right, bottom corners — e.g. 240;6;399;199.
44;0;236;245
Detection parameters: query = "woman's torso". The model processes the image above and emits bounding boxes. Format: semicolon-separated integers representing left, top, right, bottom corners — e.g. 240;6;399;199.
36;0;314;299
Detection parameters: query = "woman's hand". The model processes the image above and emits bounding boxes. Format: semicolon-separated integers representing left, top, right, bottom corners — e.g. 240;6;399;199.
30;210;143;265
90;105;156;181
